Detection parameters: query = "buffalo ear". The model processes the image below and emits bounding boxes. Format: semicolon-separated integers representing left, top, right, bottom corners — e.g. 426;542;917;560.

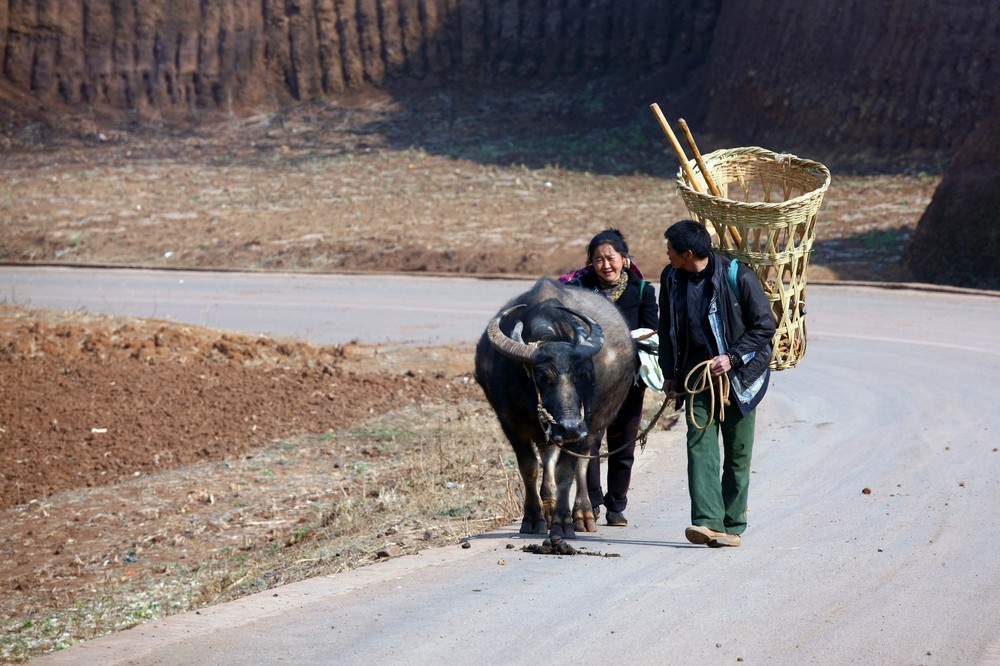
511;321;525;343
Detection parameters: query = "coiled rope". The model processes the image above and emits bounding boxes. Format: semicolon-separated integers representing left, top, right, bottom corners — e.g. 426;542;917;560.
683;359;731;431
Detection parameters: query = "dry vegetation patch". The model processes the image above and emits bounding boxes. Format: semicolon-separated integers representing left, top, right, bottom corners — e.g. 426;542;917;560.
0;306;520;661
0;100;938;282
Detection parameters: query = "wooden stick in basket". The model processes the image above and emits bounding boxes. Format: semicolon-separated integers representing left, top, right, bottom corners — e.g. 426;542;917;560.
677;119;720;197
649;103;729;246
649;104;702;192
678;118;742;248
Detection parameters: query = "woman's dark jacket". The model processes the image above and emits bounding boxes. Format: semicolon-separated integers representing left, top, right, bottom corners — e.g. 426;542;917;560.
657;252;776;415
569;268;658;331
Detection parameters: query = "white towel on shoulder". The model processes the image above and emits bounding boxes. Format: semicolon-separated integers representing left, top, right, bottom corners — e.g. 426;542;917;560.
631;328;664;394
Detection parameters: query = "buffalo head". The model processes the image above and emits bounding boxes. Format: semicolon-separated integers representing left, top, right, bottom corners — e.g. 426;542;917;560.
486;301;605;443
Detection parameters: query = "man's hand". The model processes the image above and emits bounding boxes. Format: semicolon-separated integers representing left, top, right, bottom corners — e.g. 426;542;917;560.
710;353;733;376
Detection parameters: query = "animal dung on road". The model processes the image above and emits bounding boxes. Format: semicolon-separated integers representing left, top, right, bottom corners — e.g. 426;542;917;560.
523;539;578;555
521;541;621;557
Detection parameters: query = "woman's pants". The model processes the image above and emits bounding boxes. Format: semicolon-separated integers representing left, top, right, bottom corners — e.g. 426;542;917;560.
587;382;646;513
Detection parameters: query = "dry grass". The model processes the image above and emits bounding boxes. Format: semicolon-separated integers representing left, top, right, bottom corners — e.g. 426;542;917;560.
1;399;520;661
2;388;681;662
0;100;939;282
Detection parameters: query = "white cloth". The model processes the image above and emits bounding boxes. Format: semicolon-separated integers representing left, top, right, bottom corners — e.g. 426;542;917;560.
631;328;664;394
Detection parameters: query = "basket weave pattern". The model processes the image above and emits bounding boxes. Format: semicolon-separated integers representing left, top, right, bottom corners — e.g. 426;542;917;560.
676;146;831;371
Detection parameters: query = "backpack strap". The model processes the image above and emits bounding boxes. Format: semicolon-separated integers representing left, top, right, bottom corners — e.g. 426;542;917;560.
727;259;739;298
639;279;647;300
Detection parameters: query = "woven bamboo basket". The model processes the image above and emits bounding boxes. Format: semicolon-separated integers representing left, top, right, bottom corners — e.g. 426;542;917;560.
675;146;831;371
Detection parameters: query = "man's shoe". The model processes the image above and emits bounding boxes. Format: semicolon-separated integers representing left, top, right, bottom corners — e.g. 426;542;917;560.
708;533;742;548
685;524;727;545
606;511;628;526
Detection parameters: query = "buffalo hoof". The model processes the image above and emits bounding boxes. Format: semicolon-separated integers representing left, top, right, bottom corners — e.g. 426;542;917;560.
549;522;576;541
573;509;599;533
520;517;548;535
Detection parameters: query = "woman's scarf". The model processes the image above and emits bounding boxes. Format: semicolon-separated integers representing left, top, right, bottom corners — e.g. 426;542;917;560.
598;269;629;302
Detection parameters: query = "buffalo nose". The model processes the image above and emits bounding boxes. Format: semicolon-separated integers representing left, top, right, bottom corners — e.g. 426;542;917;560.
550;420;588;443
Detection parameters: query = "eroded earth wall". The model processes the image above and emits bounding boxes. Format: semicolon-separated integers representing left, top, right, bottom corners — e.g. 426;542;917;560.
704;0;999;157
1;1;996;155
0;0;718;115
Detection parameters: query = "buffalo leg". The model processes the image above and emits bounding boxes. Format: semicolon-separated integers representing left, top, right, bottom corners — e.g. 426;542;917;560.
573;449;598;532
512;443;547;535
548;450;579;540
539;443;559;529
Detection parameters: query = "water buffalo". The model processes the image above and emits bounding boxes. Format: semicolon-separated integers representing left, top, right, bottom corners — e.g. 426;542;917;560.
474;277;636;540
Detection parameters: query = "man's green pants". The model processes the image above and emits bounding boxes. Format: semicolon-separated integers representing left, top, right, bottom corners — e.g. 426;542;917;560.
684;369;756;536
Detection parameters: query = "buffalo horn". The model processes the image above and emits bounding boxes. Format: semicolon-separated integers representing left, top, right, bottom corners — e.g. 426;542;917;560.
487;304;537;364
554;305;605;359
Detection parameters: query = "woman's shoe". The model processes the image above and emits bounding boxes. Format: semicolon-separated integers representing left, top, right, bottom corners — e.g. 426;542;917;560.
606;511;628;526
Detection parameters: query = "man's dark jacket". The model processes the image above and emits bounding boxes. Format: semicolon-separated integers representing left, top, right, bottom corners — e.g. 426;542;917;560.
658;252;776;415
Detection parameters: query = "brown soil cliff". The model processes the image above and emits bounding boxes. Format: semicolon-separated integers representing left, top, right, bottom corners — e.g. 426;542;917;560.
2;1;996;163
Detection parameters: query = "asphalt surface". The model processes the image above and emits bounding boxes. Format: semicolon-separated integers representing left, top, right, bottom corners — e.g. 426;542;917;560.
1;265;526;347
7;267;1000;665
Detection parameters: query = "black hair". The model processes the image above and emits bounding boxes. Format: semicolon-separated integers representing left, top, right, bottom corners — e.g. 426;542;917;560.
586;228;630;263
664;220;712;259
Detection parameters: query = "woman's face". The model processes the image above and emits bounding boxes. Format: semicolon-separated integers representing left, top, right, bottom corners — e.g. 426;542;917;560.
591;243;625;282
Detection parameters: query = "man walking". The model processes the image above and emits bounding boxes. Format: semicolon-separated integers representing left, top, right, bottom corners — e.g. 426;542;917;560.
658;220;776;547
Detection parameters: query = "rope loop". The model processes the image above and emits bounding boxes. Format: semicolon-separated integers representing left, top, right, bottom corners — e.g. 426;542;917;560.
684;359;731;431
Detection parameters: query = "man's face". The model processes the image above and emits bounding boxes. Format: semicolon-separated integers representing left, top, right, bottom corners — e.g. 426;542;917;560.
666;241;691;271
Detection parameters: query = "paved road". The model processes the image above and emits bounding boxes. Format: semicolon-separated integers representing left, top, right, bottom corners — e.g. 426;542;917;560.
11;267;1000;665
1;265;531;347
